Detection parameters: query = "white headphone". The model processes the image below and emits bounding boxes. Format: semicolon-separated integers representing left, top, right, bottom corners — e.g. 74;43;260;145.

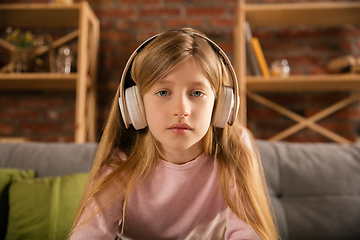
118;30;240;130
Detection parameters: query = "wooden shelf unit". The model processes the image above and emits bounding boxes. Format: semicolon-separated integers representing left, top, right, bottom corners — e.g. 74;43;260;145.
0;2;99;143
234;0;360;143
247;74;360;92
0;73;78;90
0;3;81;27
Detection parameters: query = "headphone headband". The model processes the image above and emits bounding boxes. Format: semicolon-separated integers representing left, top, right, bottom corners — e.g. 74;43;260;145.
119;29;239;129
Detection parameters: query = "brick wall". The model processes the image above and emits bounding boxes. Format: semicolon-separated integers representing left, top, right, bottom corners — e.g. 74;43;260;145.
1;0;359;142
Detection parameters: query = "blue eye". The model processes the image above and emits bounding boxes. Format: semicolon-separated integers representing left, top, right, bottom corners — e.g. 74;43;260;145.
157;90;169;97
191;91;204;97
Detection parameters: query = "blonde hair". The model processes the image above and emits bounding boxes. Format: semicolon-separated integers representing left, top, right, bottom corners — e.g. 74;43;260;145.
70;28;278;240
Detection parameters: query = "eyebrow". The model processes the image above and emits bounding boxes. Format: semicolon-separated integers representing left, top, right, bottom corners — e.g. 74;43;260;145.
156;79;211;88
156;79;173;85
190;81;211;88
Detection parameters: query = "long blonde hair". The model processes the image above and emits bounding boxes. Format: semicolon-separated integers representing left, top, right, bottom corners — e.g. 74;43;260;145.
70;28;278;240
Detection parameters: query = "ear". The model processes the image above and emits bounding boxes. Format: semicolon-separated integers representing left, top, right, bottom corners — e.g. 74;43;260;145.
212;86;234;128
125;86;148;130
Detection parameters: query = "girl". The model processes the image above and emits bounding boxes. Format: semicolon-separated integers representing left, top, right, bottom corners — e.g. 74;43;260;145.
70;28;278;240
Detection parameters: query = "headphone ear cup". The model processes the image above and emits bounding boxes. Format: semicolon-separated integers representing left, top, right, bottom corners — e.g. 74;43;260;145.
213;86;234;128
125;86;147;130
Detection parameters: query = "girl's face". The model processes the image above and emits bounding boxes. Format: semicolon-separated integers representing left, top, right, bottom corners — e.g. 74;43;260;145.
143;58;215;164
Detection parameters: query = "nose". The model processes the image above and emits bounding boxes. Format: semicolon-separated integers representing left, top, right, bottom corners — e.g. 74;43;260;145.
173;94;190;118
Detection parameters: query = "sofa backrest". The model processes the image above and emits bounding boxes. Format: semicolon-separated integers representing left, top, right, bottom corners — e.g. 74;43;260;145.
1;140;360;240
0;142;97;177
256;140;360;240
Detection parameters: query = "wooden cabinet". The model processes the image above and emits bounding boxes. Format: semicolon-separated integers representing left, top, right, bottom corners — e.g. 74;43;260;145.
234;0;360;143
0;2;99;143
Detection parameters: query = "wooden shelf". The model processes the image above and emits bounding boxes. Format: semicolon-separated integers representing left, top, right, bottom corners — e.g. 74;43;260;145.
0;73;77;90
0;2;99;143
0;3;87;27
246;74;360;92
245;2;360;27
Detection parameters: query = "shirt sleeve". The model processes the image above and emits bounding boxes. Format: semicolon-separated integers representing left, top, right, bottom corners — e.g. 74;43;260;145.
225;207;262;240
70;165;124;240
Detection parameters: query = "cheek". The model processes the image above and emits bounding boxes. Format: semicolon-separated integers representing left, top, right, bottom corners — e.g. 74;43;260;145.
143;102;154;123
199;100;215;127
143;98;162;130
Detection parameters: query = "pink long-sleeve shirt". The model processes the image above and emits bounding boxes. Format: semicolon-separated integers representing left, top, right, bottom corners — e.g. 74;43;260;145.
71;132;261;240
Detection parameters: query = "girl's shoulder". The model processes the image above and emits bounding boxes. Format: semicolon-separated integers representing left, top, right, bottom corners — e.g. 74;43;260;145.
97;149;127;179
111;149;127;163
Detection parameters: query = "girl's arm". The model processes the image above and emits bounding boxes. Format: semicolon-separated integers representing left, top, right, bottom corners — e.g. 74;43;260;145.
225;208;262;240
70;165;124;240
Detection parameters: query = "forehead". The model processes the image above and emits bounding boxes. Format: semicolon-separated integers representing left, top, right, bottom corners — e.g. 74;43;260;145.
156;58;212;87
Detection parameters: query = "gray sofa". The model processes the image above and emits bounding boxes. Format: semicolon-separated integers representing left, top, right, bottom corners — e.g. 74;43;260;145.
1;140;360;240
257;140;360;240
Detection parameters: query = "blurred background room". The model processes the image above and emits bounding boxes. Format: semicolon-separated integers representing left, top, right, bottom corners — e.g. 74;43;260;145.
1;1;360;240
1;0;360;144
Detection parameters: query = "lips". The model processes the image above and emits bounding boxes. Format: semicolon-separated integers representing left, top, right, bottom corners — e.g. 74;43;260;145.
168;123;192;134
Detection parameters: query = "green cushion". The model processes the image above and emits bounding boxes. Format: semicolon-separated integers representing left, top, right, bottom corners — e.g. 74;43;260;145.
5;173;89;240
0;169;36;240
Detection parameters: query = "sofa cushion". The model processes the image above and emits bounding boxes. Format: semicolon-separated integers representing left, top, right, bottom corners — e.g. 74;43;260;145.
5;173;88;240
0;142;97;177
256;140;360;240
0;169;36;240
